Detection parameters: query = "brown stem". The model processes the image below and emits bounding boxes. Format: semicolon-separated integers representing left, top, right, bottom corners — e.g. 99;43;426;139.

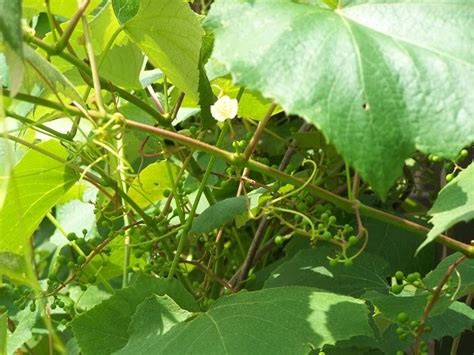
413;255;466;353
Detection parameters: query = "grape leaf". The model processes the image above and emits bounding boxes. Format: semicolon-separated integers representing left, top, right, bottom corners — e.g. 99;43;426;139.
129;287;374;354
205;0;474;195
72;275;198;355
121;0;204;101
127;161;179;209
190;196;248;234
0;0;24;95
420;163;474;251
0;140;77;255
264;248;389;297
365;217;434;275
421;252;474;299
22;0;101;18
116;295;192;355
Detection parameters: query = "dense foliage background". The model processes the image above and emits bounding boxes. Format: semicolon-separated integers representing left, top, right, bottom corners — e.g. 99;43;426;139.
0;0;473;354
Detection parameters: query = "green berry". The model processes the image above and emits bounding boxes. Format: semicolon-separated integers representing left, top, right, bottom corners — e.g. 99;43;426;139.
57;301;65;308
321;231;332;240
50;303;57;310
395;327;405;335
344;259;353;267
410;320;419;329
391;284;404;295
57;255;67;264
88;275;97;283
397;312;409;323
67;232;77;241
67;261;75;269
321;213;329;222
29;303;36;312
77;255;86;264
328;215;337;224
460;149;468;158
406;273;419;283
398;333;407;341
163;189;171;197
348;236;359;246
329;259;338;267
395;271;404;280
274;236;284;245
445;173;454;182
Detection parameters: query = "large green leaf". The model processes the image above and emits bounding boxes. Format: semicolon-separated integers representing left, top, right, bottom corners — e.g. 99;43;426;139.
190;196;248;234
205;0;474;195
0;140;77;254
116;295;192;355
421;252;474;299
23;45;84;104
0;0;24;95
71;275;198;355
126;287;374;354
22;0;102;18
7;308;37;355
120;0;204;101
127;161;179;209
421;163;474;250
0;251;33;286
365;217;434;275
264;248;389;297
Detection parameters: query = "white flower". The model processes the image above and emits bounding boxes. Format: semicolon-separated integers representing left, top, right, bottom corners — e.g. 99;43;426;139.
210;95;238;122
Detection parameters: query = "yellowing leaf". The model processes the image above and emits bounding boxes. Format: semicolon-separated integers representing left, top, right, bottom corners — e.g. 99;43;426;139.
128;161;178;209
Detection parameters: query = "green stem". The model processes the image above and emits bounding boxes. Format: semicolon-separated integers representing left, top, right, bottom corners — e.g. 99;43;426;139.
124;119;474;258
168;124;229;279
345;161;353;200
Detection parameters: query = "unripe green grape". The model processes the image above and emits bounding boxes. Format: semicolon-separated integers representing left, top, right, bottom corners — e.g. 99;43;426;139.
81;285;88;291
88;275;97;283
29;303;36;312
445;173;454;182
344;259;353;267
163;189;171;198
57;301;65;308
391;284;404;295
406;273;420;283
329;259;338;267
50;303;57;310
274;236;284;245
395;271;404;280
410;320;419;329
398;333;407;340
397;312;409;323
322;231;332;240
317;223;325;230
67;261;75;269
67;232;77;241
321;213;329;222
460;149;468;158
328;215;337;224
57;255;67;264
77;255;86;264
396;327;405;335
348;236;359;246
